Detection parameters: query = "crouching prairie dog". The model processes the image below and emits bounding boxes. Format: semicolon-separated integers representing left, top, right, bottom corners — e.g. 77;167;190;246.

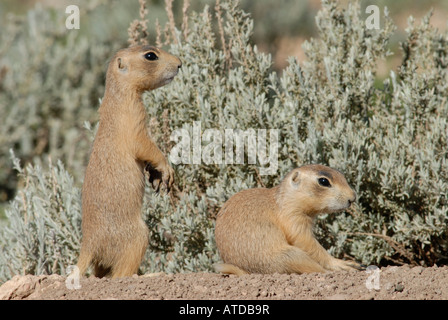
214;164;362;275
77;45;181;278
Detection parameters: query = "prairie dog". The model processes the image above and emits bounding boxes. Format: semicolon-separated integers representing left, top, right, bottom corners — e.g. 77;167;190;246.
214;164;361;275
77;45;181;278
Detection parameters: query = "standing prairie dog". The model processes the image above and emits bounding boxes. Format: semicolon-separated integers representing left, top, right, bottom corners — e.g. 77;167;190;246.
77;45;181;278
214;164;362;275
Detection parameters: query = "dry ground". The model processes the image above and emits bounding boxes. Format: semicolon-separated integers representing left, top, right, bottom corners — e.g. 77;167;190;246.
1;265;447;300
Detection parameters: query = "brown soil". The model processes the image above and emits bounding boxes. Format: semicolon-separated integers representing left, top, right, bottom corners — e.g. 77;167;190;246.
1;265;447;300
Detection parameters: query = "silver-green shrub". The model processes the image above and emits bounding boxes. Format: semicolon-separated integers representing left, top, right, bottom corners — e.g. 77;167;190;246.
1;0;447;282
0;151;82;282
0;2;133;207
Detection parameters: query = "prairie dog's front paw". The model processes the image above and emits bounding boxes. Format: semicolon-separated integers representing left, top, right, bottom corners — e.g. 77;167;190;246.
146;162;174;193
160;163;174;192
327;258;363;271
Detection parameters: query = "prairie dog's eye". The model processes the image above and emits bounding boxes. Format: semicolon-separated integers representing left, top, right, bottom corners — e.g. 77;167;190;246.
318;177;331;187
144;52;158;61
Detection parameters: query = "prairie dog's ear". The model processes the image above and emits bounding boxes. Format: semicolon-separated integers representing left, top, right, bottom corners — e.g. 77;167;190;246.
117;57;128;73
290;169;301;188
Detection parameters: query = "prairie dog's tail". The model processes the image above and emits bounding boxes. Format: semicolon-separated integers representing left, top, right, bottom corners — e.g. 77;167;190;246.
214;263;248;276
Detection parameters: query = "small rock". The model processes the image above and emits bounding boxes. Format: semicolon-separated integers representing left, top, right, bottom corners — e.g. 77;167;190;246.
395;283;405;292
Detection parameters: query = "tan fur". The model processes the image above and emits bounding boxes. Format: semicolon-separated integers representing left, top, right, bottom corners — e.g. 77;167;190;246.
214;164;361;275
77;45;181;278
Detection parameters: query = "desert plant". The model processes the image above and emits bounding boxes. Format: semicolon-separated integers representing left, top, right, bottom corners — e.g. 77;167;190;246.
0;151;82;282
0;1;134;207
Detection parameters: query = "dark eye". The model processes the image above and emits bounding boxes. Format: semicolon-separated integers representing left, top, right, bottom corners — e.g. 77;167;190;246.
144;52;158;61
318;178;331;187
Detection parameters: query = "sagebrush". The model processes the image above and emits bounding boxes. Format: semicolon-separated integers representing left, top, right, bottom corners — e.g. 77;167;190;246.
1;0;447;283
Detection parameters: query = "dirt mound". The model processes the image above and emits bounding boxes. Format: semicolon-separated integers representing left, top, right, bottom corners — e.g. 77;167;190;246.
1;265;447;300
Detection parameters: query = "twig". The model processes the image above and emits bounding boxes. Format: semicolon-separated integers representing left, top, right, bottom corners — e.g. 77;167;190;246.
254;167;266;188
127;0;149;46
215;0;231;69
181;0;190;40
165;0;178;44
155;18;162;47
346;231;418;266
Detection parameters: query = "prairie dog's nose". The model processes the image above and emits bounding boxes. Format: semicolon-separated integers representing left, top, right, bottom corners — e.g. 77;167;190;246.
177;58;182;69
348;191;357;206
